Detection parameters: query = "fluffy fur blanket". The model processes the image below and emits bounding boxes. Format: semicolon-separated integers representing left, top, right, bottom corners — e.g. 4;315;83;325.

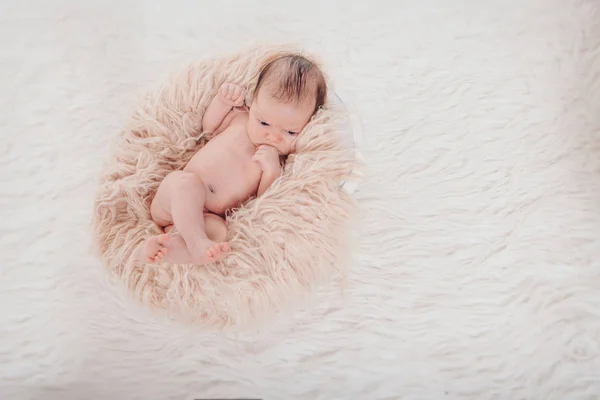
92;46;359;328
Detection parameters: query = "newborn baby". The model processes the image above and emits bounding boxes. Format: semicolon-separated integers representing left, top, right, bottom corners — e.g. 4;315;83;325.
140;54;327;265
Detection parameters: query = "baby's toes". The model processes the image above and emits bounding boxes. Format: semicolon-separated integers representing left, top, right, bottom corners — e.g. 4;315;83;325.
206;246;216;258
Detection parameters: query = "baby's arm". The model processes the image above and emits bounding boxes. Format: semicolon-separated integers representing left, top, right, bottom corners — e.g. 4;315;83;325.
257;171;281;197
253;145;282;197
202;83;245;133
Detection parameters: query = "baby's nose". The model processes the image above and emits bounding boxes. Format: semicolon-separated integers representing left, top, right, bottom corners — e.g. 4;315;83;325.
268;132;282;143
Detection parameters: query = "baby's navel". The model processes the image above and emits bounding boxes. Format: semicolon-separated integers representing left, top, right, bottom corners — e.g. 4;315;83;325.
208;184;215;193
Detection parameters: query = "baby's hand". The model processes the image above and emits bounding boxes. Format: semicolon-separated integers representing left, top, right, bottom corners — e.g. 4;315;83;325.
219;83;246;107
252;145;281;178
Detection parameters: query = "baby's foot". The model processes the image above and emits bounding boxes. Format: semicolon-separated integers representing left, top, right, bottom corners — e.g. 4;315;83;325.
190;238;230;264
206;241;231;262
143;234;170;263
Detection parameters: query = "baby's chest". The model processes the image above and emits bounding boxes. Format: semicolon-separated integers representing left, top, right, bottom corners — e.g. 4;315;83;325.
208;152;262;210
223;150;261;181
200;144;261;187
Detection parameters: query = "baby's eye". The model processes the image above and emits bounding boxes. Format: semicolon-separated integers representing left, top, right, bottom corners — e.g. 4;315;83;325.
287;131;298;135
260;121;269;126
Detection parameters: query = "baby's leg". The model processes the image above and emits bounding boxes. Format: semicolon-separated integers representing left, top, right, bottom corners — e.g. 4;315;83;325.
146;171;229;264
163;213;228;242
155;214;228;264
147;233;228;265
203;213;228;242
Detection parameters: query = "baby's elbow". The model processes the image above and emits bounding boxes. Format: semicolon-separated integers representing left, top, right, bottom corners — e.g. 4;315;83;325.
201;118;214;133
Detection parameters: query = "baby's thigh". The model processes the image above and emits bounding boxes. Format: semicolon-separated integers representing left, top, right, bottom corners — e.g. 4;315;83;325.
150;170;205;225
204;213;228;242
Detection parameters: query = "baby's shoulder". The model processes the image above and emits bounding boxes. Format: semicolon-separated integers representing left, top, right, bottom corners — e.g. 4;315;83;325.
232;105;249;115
230;107;249;123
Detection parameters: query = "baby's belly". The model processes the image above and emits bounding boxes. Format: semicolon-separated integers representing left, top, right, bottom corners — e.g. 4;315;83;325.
184;150;262;215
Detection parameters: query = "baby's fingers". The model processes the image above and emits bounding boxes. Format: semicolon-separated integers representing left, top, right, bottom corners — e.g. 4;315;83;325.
220;83;230;97
234;96;245;107
234;89;246;105
232;86;241;99
224;84;236;100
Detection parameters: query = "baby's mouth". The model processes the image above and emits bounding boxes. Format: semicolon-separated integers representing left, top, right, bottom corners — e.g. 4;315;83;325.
262;143;279;151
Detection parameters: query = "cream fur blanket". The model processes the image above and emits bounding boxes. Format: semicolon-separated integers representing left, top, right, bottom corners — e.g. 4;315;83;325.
92;47;358;328
3;1;600;399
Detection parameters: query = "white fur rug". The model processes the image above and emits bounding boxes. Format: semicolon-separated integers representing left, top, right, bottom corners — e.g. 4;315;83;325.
2;1;600;399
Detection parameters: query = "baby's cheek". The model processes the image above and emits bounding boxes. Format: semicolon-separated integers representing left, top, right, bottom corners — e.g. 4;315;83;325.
281;139;294;155
246;123;255;137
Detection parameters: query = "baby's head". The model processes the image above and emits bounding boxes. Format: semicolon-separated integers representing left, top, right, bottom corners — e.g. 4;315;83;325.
247;53;327;155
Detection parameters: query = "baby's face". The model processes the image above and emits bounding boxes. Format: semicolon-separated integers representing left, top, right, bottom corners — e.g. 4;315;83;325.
247;85;315;155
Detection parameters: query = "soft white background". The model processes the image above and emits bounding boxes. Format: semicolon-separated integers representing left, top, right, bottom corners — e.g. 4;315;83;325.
2;0;600;399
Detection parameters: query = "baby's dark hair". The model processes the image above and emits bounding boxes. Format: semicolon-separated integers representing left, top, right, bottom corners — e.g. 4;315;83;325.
254;54;327;113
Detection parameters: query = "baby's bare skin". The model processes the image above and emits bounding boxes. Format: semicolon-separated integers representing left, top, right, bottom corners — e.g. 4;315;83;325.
141;81;316;265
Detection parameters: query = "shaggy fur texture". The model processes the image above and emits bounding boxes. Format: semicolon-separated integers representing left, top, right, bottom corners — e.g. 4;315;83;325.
92;46;359;328
3;1;600;399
